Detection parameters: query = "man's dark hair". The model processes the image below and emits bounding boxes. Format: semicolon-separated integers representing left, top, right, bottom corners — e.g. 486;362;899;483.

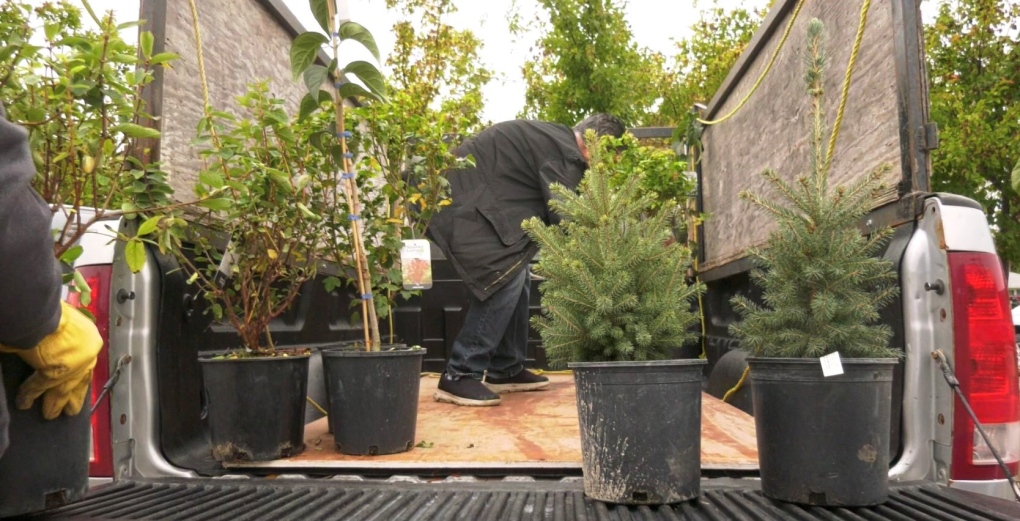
573;113;625;139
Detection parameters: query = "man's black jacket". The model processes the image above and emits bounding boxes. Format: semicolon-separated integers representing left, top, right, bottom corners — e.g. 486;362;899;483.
428;120;587;301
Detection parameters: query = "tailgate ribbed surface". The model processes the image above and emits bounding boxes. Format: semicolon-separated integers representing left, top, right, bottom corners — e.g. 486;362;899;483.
30;478;1019;520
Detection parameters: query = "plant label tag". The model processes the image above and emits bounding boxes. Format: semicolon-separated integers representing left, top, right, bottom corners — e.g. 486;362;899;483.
820;352;844;377
400;239;432;290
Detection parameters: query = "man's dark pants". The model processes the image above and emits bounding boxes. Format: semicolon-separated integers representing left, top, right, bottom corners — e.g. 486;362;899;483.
446;267;531;380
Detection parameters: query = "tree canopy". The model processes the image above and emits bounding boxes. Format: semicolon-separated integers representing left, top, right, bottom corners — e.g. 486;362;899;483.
926;0;1020;268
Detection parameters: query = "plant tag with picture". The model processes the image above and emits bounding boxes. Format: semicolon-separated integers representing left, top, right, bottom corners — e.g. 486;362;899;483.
820;352;844;377
400;239;432;290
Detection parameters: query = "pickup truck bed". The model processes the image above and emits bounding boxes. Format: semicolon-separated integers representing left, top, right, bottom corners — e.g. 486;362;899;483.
29;478;1020;520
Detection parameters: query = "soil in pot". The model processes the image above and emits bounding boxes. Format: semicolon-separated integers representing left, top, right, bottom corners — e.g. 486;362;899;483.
199;350;311;463
322;345;423;456
569;358;707;505
749;357;897;506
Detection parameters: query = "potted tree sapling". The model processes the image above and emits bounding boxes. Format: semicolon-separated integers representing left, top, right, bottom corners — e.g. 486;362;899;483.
290;0;465;456
729;19;900;507
522;133;705;505
151;82;336;463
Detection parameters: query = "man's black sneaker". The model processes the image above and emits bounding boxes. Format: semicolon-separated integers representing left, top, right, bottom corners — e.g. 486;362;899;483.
483;369;550;393
434;373;501;406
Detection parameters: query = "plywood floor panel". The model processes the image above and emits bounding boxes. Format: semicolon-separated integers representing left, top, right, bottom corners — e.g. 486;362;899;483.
230;374;758;470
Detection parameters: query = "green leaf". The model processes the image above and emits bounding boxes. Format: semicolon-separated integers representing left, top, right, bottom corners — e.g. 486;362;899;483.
198;198;232;212
269;170;293;193
117;20;146;31
338;82;377;102
150;52;179;65
44;23;60;42
199;169;225;189
290;32;329;80
75;270;93;307
137;215;161;236
60;245;85;265
338;22;380;61
296;202;319;220
343;61;386;98
303;64;329;96
111;123;160;139
140;31;154;59
298;91;333;121
310;0;331;33
323;276;342;293
125;238;146;273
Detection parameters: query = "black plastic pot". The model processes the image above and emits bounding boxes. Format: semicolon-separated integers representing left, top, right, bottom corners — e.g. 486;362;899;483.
0;354;90;517
748;357;897;506
322;346;423;456
569;358;707;505
199;352;310;463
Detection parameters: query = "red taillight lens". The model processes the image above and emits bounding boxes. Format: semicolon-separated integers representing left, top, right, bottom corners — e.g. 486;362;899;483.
66;265;113;478
948;252;1020;480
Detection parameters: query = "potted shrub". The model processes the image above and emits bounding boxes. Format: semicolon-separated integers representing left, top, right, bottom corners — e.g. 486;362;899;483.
150;81;339;463
522;133;705;505
729;19;900;507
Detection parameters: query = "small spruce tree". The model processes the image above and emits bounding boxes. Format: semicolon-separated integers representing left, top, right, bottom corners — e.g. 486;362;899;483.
522;135;704;367
729;19;900;359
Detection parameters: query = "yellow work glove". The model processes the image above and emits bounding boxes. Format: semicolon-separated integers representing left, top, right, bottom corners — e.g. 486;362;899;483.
0;301;102;419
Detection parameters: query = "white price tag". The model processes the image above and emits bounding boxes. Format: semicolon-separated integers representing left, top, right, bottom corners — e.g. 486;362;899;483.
400;239;433;290
820;352;844;377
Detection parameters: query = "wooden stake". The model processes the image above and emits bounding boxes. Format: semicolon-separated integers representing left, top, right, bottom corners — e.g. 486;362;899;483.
327;0;380;351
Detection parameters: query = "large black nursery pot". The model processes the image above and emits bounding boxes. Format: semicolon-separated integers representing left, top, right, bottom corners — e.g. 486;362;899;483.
748;357;897;507
0;353;90;517
569;358;707;505
322;344;424;456
199;351;310;463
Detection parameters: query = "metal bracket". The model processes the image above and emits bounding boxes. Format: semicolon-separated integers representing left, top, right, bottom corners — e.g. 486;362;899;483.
920;122;939;151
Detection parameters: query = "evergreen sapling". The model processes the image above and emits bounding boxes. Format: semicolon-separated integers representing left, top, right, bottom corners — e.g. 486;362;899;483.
729;19;900;359
523;134;703;367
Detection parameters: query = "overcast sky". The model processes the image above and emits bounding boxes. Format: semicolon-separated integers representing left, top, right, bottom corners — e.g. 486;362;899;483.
34;0;941;122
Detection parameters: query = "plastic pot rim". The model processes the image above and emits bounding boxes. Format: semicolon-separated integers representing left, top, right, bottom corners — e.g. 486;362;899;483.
568;358;708;370
198;352;312;364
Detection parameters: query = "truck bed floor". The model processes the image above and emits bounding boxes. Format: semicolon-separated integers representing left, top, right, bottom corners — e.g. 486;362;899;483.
226;373;759;473
28;477;1020;520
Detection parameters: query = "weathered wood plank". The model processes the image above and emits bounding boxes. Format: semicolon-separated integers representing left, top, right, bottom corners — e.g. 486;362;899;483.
701;0;901;271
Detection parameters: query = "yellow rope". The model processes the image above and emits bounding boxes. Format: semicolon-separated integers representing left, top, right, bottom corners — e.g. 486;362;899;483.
189;0;217;142
696;0;807;126
723;366;750;402
823;0;872;174
688;151;708;360
306;396;328;416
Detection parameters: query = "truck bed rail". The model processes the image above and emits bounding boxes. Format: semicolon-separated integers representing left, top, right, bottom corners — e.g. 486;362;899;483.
28;477;1020;520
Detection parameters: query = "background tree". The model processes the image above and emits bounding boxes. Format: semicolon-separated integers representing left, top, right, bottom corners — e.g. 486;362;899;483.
925;0;1020;268
650;2;764;129
515;0;662;126
386;0;491;132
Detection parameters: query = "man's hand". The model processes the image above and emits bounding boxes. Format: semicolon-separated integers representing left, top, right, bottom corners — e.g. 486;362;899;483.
0;301;102;419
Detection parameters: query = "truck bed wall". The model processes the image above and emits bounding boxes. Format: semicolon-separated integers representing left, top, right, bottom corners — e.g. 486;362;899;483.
700;0;915;273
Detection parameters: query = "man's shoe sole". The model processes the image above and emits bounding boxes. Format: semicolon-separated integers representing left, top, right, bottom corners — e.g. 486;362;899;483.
483;381;550;394
433;390;501;406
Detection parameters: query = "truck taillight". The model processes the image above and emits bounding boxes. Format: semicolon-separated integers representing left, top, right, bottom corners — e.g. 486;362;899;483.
66;265;113;478
948;252;1020;481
